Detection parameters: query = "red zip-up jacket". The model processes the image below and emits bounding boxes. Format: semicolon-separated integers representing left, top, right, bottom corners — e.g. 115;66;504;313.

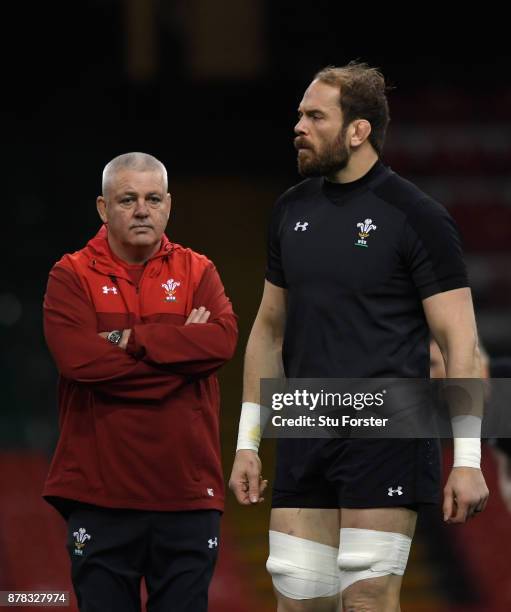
43;226;237;512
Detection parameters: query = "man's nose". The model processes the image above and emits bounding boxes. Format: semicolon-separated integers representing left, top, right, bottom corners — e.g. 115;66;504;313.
294;117;307;135
134;199;150;216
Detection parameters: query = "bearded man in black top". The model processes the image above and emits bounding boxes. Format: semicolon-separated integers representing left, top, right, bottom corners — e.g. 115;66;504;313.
230;62;489;612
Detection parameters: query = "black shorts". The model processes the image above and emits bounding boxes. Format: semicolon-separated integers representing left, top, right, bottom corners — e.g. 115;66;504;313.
66;503;220;612
272;438;441;509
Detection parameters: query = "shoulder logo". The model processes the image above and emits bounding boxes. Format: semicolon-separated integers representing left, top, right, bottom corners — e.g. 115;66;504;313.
73;527;91;556
294;221;309;232
388;486;403;497
102;285;118;295
355;218;377;248
162;278;181;302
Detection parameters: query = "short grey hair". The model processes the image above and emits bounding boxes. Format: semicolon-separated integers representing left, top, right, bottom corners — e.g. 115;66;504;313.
102;152;168;195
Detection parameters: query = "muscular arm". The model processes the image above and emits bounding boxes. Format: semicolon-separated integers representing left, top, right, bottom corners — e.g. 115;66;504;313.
230;280;286;505
423;287;481;381
424;287;483;421
423;287;489;522
242;280;287;403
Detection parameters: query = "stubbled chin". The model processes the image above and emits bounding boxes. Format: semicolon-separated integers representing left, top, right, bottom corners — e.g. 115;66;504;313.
298;158;314;172
131;235;156;245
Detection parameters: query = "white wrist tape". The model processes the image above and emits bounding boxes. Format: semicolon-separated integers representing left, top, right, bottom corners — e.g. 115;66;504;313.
451;415;482;468
236;401;271;452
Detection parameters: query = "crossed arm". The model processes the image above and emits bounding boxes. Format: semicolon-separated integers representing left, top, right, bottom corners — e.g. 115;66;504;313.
98;306;212;348
44;263;237;401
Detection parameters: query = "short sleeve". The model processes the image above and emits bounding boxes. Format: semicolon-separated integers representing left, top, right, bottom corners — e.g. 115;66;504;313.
404;198;469;300
265;197;287;288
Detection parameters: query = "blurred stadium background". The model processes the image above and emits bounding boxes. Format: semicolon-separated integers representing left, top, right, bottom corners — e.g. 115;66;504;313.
1;1;510;610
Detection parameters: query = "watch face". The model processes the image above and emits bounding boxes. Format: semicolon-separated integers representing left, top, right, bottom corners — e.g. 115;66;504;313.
107;330;122;345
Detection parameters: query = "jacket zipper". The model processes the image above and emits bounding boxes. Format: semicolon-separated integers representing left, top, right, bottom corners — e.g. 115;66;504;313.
109;275;135;327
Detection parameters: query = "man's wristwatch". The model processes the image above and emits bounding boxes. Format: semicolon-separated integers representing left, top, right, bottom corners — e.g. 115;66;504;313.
106;330;123;345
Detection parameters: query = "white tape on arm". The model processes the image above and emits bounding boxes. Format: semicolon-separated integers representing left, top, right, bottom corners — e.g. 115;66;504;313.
452;415;482;468
236;402;271;452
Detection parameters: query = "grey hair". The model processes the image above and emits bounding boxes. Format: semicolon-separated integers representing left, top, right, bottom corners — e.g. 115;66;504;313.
102;152;168;195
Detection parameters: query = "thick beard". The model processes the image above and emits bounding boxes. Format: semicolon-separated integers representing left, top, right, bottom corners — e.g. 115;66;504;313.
297;128;349;178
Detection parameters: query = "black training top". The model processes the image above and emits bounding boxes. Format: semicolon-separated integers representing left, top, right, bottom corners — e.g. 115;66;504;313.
266;161;468;378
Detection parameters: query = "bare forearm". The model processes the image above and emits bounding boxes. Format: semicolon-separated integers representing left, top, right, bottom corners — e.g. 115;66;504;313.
440;340;483;422
242;316;284;404
442;334;481;379
425;288;481;379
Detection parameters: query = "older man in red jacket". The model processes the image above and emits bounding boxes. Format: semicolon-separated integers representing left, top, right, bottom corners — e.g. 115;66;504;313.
43;152;238;612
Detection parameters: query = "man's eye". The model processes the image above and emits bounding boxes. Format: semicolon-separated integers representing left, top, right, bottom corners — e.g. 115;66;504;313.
121;197;135;204
149;197;161;204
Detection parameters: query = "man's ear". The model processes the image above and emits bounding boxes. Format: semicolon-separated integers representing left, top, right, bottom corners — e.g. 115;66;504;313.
166;193;172;221
349;119;372;147
97;196;108;224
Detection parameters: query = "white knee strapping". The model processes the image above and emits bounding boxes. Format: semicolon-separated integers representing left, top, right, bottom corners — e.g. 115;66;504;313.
266;530;341;600
337;528;412;592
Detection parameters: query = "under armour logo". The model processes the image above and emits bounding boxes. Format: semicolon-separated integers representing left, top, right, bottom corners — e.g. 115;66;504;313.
208;537;218;549
294;221;309;232
102;286;118;295
207;488;214;497
388;486;403;497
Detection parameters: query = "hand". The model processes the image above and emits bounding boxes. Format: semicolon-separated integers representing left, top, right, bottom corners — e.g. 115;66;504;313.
118;329;131;350
443;466;489;523
229;449;268;505
185;306;210;325
98;329;132;350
